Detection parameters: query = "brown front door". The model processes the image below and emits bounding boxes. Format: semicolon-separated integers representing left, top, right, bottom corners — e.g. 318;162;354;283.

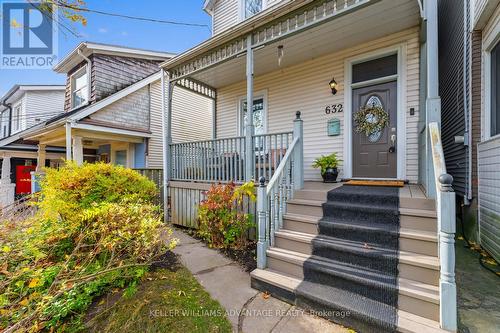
352;81;397;178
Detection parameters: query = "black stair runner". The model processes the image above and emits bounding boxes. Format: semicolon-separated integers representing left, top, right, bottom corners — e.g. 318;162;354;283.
296;185;400;333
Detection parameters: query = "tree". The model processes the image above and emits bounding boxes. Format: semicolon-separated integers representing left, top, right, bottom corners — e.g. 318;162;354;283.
37;0;87;26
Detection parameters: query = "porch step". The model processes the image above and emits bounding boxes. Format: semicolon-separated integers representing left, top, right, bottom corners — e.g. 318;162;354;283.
251;268;444;332
271;231;439;286
286;198;324;217
265;247;439;321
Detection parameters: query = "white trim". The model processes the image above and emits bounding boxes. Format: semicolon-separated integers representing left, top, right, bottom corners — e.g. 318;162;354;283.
237;89;268;136
71;123;153;138
483;15;500;140
69;66;89;110
343;43;407;180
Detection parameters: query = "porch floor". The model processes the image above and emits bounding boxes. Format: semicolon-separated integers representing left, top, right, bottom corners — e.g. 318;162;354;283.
302;181;428;199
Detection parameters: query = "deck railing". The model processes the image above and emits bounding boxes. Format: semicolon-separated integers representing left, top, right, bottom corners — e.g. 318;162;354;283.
428;122;457;331
256;112;303;269
170;132;293;184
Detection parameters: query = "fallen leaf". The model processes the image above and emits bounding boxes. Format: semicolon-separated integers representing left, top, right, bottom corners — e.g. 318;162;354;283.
178;290;186;297
262;292;270;300
19;298;29;306
28;278;41;288
457;236;464;240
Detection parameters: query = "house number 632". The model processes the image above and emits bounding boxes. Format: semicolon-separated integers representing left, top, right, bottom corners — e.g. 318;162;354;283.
325;104;343;114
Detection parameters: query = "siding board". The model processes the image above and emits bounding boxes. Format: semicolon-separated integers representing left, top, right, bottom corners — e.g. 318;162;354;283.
478;136;500;262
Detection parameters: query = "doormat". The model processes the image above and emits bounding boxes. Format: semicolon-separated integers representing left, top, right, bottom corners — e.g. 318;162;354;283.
295;185;400;332
345;180;404;187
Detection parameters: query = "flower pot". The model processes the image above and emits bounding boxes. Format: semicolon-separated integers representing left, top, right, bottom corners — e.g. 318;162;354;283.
321;167;338;183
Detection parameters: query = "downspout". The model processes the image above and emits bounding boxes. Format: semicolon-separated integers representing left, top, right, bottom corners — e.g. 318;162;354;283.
1;100;12;137
463;0;473;204
77;48;92;105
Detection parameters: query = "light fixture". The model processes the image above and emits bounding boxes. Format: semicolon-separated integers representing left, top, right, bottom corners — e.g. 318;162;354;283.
329;77;338;95
277;45;284;67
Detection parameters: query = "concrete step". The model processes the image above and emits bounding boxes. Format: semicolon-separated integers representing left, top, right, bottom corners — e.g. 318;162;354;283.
270;231;439;286
251;267;442;328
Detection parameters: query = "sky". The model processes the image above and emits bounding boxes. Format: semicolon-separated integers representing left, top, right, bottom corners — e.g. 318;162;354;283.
0;0;212;96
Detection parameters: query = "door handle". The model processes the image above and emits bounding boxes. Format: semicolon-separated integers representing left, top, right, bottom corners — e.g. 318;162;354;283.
389;134;396;153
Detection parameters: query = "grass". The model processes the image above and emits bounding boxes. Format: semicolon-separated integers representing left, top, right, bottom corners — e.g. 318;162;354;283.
83;264;232;333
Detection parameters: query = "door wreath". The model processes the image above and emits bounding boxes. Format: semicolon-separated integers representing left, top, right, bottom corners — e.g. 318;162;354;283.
354;105;389;136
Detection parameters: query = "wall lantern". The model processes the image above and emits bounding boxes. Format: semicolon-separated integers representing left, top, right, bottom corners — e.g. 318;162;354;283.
329;77;338;95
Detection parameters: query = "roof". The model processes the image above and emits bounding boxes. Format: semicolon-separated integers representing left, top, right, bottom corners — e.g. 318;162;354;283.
0;71;162;147
54;41;177;73
0;84;65;105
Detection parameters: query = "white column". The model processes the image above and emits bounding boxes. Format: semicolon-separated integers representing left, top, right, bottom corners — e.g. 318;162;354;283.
73;136;84;166
425;0;441;199
65;122;72;161
161;69;174;221
36;144;46;172
245;34;255;182
293;111;304;190
1;155;11;184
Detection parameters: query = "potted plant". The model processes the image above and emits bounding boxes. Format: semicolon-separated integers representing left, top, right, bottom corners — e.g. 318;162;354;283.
312;153;341;183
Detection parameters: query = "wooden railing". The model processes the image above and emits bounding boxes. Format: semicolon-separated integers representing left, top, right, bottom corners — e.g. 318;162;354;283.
428;122;457;331
256;112;303;269
134;168;164;208
0;196;37;224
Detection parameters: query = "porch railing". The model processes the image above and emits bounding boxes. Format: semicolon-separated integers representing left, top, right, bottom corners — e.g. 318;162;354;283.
171;136;246;183
170;132;293;183
428;122;457;331
256;112;303;269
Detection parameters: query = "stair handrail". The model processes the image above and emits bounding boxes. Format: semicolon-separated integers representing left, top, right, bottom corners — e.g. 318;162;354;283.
428;122;457;332
256;111;304;270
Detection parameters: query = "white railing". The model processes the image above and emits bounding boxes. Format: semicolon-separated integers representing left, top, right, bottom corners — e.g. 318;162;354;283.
256;112;303;269
428;122;457;331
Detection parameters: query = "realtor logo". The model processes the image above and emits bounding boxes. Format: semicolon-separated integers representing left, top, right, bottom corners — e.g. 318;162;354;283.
1;1;58;69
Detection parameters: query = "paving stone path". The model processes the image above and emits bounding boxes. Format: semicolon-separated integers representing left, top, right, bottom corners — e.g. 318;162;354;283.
171;228;349;333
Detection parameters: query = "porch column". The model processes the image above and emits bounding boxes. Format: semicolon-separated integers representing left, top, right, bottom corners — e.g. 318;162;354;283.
73;136;84;166
245;35;255;182
293;111;304;190
425;0;441;199
0;154;15;208
36;144;46;172
162;69;174;221
65;121;72;161
1;155;11;184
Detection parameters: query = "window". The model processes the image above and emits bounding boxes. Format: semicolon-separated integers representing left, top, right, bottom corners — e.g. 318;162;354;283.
491;41;500;136
244;0;263;19
240;97;265;135
71;67;88;109
352;54;398;84
115;150;127;167
12;104;22;133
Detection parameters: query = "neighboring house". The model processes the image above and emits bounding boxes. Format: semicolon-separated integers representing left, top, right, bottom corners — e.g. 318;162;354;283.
439;0;500;262
0;42;213;206
160;0;458;332
0;85;66;207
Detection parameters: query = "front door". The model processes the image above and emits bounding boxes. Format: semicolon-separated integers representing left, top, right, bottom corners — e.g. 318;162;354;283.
352;81;397;178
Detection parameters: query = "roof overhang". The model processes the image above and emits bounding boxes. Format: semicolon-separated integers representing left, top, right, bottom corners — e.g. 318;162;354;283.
203;0;215;15
54;41;176;73
1;85;65;105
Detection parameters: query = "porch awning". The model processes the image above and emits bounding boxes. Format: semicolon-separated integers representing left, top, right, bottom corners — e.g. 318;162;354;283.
161;0;421;89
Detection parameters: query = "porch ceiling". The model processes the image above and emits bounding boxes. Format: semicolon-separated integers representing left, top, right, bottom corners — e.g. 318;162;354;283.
189;0;420;89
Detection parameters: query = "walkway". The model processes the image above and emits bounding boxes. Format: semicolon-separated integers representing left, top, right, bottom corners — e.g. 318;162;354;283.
171;228;349;333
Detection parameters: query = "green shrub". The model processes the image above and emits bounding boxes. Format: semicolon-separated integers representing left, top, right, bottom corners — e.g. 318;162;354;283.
197;182;255;249
0;162;176;332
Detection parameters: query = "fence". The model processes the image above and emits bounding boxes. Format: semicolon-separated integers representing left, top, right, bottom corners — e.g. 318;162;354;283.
133;168;164;209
